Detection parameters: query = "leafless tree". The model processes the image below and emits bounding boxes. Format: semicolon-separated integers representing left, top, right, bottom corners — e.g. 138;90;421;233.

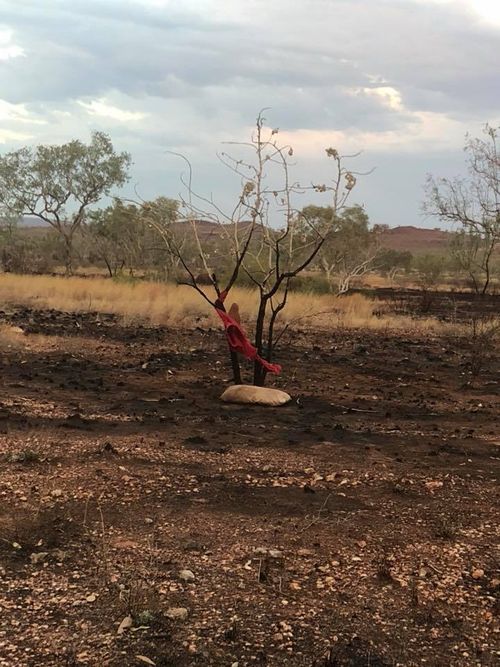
424;124;499;295
147;112;365;386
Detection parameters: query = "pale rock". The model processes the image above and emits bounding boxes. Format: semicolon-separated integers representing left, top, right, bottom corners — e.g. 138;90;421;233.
166;607;188;621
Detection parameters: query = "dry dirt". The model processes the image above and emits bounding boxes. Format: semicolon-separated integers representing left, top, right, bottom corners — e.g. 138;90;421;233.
0;306;499;667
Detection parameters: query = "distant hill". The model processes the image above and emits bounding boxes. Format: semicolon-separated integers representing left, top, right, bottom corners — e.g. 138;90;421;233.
378;225;451;255
13;217;454;256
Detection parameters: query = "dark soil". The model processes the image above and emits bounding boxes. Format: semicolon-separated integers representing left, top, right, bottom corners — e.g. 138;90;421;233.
361;287;500;321
0;306;499;666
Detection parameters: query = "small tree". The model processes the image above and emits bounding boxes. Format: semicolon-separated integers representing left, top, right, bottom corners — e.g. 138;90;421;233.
0;132;131;275
301;204;380;293
147;112;365;386
413;253;444;290
424;124;499;295
377;249;413;286
85;200;141;277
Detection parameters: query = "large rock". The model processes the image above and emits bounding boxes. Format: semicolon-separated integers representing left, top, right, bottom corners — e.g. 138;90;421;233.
220;385;291;407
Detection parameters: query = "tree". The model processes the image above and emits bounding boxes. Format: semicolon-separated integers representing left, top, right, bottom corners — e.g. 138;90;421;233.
0;132;131;275
413;253;444;291
377;249;413;286
85;200;141;277
147;112;365;386
85;196;179;278
300;204;380;293
424;124;499;295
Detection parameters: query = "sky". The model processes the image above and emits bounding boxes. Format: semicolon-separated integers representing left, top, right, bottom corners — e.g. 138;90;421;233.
0;0;499;228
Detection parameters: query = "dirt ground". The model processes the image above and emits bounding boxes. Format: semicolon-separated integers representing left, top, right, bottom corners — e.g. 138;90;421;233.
0;305;499;667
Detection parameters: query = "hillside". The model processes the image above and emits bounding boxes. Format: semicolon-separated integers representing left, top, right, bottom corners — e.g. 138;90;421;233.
15;218;453;256
378;225;451;254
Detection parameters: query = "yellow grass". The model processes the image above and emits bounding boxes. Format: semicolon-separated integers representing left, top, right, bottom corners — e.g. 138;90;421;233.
0;273;446;333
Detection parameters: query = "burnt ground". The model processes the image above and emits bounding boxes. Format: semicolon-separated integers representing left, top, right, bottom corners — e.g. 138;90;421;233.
363;288;500;322
0;306;499;667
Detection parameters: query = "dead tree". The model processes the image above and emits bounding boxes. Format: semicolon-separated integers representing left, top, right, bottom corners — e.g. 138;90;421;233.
424;124;499;295
146;112;365;386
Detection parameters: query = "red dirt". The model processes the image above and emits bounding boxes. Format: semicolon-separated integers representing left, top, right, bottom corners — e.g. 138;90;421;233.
0;307;498;666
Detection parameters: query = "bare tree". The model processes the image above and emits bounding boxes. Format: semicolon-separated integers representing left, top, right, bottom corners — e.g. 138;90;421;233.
424;124;499;295
147;112;364;386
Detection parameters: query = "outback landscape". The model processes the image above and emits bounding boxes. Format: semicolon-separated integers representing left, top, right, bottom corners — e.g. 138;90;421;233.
0;8;499;662
0;275;499;667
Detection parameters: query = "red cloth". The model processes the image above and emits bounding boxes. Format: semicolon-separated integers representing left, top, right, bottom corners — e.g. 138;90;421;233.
215;295;281;375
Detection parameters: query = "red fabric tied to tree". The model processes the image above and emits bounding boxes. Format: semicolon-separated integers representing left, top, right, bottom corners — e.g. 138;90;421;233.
215;290;281;375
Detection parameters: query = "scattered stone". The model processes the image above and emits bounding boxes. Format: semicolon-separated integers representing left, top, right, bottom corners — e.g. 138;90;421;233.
30;552;49;565
179;569;195;582
136;656;156;666
253;547;268;556
297;548;314;557
472;568;484;579
117;615;133;635
166;607;188;621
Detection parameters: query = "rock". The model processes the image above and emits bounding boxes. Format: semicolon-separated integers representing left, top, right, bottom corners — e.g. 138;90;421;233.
136;657;156;666
220;385;291;406
471;568;484;579
86;593;97;603
166;607;188;621
297;548;314;557
179;569;195;582
30;552;49;564
144;517;154;525
253;547;268;556
117;615;133;635
51;489;63;498
253;547;283;559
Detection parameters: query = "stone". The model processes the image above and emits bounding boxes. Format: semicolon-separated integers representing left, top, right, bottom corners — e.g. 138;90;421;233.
166;607;188;621
179;569;195;582
220;385;291;406
30;552;49;565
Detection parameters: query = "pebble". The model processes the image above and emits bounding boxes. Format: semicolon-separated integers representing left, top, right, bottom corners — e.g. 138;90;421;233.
30;552;49;565
166;607;189;621
179;569;195;582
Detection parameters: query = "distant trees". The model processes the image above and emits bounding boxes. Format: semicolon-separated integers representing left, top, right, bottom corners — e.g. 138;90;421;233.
425;124;499;294
300;204;381;293
0;132;131;275
377;249;413;285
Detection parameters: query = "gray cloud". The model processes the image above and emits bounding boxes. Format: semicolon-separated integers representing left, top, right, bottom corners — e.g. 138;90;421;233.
0;0;498;225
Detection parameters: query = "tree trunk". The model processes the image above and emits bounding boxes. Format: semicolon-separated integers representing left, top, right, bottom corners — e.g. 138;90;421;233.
253;297;268;386
230;349;242;385
63;235;74;276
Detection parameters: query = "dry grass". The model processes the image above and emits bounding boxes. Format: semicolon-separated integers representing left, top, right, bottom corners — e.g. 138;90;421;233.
0;323;26;350
0;273;446;332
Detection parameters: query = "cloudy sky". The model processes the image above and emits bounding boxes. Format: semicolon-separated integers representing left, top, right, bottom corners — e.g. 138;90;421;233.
0;0;499;227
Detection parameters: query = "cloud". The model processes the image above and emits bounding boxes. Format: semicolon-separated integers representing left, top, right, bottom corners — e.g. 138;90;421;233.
0;26;24;60
0;0;497;225
77;99;148;122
